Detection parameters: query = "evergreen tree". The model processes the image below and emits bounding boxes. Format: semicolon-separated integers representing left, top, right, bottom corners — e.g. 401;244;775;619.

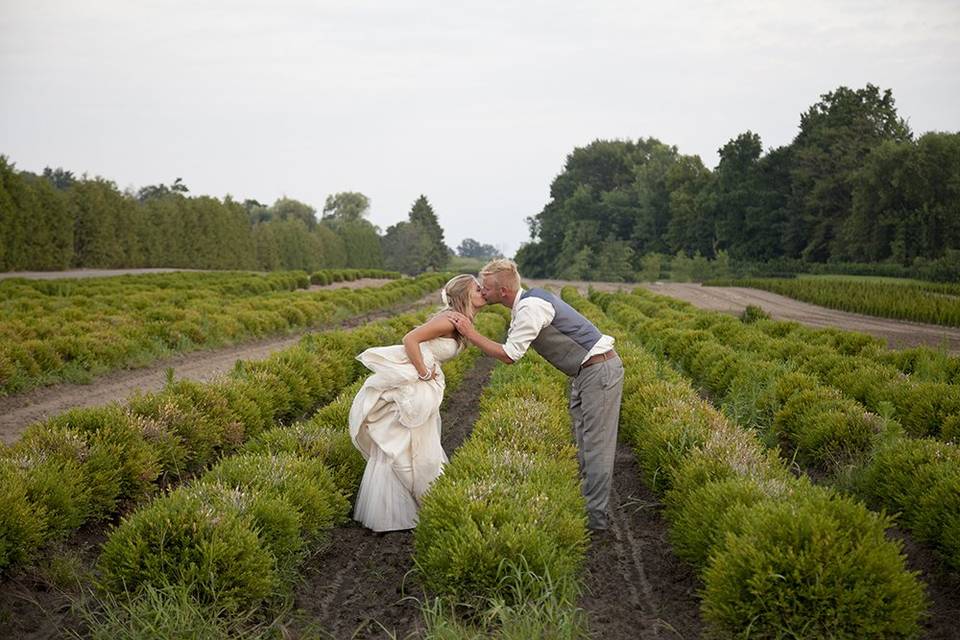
407;195;449;270
382;220;433;274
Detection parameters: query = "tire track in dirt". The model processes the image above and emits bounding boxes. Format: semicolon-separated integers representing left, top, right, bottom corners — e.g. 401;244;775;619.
643;282;960;353
286;357;497;639
0;294;434;444
580;443;704;640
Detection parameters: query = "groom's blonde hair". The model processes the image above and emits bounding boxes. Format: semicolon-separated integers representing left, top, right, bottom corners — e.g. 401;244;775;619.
480;258;521;291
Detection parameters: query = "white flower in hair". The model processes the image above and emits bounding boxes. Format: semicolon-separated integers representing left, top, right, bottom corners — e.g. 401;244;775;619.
440;288;450;308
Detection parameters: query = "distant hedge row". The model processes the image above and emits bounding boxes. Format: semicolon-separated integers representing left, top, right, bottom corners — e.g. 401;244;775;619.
562;287;927;638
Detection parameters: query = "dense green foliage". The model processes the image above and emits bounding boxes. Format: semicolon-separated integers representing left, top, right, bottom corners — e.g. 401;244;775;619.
0;292;452;574
0;270;417;394
0;164;451;273
86;311;505;633
705;276;960;327
382;195;452;274
415;320;589;636
563;288;927;637
517;85;960;282
593;287;960;571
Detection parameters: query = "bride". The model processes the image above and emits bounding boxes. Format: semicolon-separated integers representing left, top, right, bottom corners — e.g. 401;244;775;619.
348;274;486;532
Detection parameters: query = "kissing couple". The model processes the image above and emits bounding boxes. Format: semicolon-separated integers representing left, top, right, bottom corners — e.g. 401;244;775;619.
348;259;624;533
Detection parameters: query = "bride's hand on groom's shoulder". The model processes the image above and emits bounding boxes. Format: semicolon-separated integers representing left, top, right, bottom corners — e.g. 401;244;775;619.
445;311;475;336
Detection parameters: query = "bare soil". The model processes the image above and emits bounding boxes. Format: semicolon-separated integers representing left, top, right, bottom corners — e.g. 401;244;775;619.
0;290;429;445
644;282;960;353
579;444;704;639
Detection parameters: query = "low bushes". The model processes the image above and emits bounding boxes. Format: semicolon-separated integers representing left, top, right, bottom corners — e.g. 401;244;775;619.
89;309;507;628
598;289;960;571
309;268;401;285
563;287;927;638
0;307;448;575
0;271;439;394
414;341;588;627
856;438;960;568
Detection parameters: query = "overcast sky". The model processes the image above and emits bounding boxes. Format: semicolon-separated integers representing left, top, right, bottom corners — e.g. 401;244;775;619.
2;1;958;258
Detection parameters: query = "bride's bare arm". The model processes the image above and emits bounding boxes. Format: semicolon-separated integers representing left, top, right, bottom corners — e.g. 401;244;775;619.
402;315;457;379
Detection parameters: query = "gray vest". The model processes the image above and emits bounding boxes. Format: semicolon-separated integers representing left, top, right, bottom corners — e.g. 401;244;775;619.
520;288;603;376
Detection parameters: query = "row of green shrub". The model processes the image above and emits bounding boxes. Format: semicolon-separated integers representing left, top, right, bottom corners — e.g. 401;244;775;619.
1;270;313;299
309;268;401;285
628;286;960;385
561;287;928;638
0;307;451;575
414;332;590;633
745;312;960;387
596;290;960;573
624;288;960;440
84;311;507;634
0;272;443;395
705;276;960;327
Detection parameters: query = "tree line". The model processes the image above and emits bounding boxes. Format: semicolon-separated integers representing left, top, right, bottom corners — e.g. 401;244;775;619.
516;84;960;282
0;160;487;274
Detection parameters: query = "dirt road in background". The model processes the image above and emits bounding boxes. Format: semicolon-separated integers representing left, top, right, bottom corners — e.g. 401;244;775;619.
641;283;960;353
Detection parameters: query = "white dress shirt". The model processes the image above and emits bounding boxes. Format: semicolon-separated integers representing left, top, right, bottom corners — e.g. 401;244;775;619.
502;289;615;363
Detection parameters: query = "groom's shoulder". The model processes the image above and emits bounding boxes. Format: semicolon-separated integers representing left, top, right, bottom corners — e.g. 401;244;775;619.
520;287;552;301
516;288;556;316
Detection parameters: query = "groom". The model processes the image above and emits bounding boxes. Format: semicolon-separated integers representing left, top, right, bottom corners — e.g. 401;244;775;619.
448;259;624;530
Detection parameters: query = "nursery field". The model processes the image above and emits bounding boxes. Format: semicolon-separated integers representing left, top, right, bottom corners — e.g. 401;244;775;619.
0;277;957;639
703;275;960;328
0;267;408;396
644;281;960;353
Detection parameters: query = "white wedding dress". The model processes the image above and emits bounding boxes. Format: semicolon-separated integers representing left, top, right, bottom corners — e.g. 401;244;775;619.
349;336;461;532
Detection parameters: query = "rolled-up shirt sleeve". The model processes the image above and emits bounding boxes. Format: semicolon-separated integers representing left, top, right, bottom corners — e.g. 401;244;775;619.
502;298;554;362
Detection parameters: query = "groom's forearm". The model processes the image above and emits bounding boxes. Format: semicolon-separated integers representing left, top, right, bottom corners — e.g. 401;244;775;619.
466;331;514;364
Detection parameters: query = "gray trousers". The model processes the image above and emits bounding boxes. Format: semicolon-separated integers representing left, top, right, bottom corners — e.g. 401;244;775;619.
570;355;624;530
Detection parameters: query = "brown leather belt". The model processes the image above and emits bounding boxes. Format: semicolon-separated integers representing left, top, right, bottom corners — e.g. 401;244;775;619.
581;349;617;369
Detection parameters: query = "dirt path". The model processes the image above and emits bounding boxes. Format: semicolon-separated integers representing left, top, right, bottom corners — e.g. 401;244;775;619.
286;357;498;639
0;293;431;444
643;283;960;353
580;444;703;639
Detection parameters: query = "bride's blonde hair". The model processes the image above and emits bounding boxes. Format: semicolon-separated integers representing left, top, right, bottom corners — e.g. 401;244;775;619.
435;273;480;349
